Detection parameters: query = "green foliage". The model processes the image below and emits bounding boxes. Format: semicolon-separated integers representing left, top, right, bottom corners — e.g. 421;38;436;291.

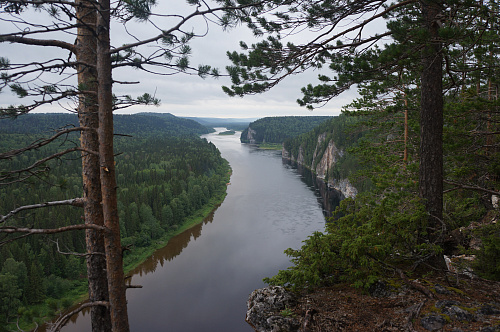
0;112;211;136
262;5;500;287
218;130;236;135
0;57;9;69
264;231;340;291
9;83;28;98
123;0;157;21
0;273;22;320
282;114;363;183
474;223;500;281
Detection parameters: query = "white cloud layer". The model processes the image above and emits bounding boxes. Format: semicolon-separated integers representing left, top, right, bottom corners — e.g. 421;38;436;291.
0;0;361;119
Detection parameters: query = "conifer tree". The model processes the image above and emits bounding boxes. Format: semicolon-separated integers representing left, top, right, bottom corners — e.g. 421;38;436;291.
223;0;499;267
1;0;278;329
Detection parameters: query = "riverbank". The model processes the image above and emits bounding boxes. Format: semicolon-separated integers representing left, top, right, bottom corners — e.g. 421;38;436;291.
122;186;229;273
22;167;232;332
254;143;283;150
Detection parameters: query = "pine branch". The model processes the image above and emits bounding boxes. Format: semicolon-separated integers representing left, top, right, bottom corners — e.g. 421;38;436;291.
50;238;105;257
110;1;267;55
444;180;500;196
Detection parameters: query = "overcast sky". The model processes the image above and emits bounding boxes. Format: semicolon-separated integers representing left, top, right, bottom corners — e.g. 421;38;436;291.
0;1;360;119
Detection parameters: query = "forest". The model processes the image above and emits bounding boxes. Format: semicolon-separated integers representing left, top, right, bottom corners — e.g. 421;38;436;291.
2;0;500;330
0;114;229;330
240;116;332;144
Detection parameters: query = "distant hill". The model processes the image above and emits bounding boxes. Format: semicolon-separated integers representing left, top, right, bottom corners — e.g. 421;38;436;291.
240;116;332;144
183;117;257;131
0;112;212;136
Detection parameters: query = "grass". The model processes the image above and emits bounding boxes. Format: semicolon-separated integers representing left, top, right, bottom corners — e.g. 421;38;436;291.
257;143;283;150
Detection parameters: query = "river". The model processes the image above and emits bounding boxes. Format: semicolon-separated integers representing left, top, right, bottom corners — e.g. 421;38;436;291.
61;129;332;332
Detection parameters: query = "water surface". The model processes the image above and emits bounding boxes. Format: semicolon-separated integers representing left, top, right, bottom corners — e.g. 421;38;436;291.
62;129;328;331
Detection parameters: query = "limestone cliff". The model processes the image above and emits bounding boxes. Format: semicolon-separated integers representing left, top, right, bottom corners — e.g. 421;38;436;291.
282;133;357;199
246;127;257;144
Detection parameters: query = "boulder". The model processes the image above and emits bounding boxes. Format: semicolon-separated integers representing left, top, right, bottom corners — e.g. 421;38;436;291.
246;286;300;332
421;314;447;331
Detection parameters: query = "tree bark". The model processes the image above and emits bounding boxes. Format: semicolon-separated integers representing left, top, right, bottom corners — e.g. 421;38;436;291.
76;0;112;330
96;0;130;329
419;0;446;266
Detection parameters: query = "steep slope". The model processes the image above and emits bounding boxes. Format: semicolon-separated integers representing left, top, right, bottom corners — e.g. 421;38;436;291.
282;116;360;199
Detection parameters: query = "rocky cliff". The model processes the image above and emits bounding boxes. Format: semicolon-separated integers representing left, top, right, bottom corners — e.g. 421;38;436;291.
282;132;357;199
246;127;257;144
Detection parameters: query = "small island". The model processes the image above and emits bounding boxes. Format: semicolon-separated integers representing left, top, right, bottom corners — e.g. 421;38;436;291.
218;130;236;135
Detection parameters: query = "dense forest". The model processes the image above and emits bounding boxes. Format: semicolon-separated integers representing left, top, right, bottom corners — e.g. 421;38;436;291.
240;116;331;144
0;113;229;330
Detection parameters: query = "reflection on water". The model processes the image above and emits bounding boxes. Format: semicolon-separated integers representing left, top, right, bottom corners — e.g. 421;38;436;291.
283;160;343;219
128;208;218;278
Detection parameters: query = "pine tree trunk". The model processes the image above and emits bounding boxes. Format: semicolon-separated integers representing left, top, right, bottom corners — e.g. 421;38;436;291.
76;0;112;330
96;0;130;329
419;0;444;247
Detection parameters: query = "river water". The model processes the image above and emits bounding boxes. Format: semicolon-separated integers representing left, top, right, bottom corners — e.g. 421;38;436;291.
61;129;331;332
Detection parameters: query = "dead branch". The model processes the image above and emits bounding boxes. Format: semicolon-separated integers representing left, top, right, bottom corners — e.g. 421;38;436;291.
49;301;110;332
397;268;436;299
0;198;84;224
405;301;425;332
0;233;30;246
0;223;106;235
0;35;75;53
0;127;89;160
444;180;500;196
0;146;98;184
16;314;27;332
50;238;105;257
299;308;316;332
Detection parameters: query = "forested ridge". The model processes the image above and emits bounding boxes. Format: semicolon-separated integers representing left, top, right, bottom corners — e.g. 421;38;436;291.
0;113;229;330
240;116;331;144
0;113;213;136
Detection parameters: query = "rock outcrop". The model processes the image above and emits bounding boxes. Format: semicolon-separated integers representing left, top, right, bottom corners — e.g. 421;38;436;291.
246;127;257;144
282;133;357;199
246;282;500;332
246;286;300;332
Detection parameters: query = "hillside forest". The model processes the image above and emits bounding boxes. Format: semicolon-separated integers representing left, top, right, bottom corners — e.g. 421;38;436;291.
0;114;230;330
240;116;332;144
